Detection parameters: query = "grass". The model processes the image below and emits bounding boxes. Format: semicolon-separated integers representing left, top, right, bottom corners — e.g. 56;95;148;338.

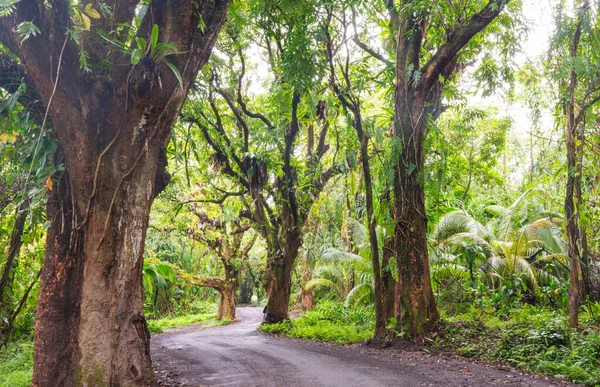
147;312;217;333
147;301;226;333
260;301;374;344
0;340;34;387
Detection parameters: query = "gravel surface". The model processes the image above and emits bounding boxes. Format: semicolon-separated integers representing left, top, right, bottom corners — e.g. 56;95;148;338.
151;307;580;387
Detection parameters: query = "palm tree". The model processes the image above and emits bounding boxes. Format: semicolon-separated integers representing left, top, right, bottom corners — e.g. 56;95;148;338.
431;195;568;298
305;218;386;307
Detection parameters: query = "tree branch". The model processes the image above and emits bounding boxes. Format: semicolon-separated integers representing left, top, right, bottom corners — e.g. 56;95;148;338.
420;0;509;91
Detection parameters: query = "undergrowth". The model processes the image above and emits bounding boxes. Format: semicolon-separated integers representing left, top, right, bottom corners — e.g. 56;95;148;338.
0;340;33;387
147;301;218;333
260;301;374;344
432;304;600;387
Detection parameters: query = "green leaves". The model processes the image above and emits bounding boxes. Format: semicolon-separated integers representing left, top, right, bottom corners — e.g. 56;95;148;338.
16;22;40;42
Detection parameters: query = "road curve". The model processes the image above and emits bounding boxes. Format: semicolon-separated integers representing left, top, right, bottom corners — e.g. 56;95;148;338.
151;307;577;387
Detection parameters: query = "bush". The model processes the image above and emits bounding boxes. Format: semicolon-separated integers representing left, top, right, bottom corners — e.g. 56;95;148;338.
434;304;600;387
0;340;34;387
260;302;374;344
148;311;217;333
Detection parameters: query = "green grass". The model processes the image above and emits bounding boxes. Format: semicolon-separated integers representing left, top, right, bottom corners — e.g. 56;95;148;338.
0;340;34;387
147;312;218;333
260;301;374;344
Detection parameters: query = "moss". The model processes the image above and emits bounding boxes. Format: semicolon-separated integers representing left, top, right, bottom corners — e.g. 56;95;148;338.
85;367;106;387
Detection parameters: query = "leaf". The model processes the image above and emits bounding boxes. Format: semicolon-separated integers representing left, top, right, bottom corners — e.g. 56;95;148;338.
80;12;91;30
0;132;18;143
304;278;335;291
131;48;142;65
16;21;40;41
45;176;53;191
84;4;101;19
151;24;159;49
164;61;183;90
136;37;147;55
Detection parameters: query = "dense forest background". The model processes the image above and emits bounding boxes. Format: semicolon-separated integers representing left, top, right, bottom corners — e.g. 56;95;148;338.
0;0;600;386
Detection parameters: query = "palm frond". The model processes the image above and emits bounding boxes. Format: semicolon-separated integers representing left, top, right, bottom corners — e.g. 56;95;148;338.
304;278;335;291
347;218;368;248
321;248;364;263
433;210;481;240
344;282;373;307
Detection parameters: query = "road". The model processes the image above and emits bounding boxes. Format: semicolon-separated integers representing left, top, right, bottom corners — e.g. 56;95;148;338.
151;307;576;387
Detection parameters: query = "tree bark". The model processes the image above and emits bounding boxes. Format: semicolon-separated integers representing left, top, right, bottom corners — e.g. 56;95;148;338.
217;286;236;320
34;134;171;386
565;4;585;328
263;234;302;323
393;100;439;337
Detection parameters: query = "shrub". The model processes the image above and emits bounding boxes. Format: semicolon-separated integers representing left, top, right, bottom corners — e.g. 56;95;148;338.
0;340;34;387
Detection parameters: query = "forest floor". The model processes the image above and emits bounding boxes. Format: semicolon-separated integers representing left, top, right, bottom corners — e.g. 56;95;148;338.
151;307;580;387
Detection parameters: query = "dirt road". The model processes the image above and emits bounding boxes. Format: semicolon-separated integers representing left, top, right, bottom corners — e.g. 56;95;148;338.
151;307;577;387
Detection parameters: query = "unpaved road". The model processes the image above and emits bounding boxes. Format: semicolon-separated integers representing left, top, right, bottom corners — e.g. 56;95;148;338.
151;307;577;387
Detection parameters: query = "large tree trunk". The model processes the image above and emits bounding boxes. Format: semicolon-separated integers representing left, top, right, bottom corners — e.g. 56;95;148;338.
34;122;170;386
217;286;236;320
393;100;439;337
263;234;302;323
16;1;232;383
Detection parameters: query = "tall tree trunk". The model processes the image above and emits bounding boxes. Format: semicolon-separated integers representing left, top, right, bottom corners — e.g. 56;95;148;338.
576;112;591;300
354;111;385;337
263;233;302;323
393;99;439;337
565;6;584;329
566;130;581;328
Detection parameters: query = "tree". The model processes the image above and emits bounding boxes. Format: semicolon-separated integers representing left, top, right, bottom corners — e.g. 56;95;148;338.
0;1;231;385
185;210;258;320
185;3;341;323
322;3;387;338
553;0;600;327
386;0;515;337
